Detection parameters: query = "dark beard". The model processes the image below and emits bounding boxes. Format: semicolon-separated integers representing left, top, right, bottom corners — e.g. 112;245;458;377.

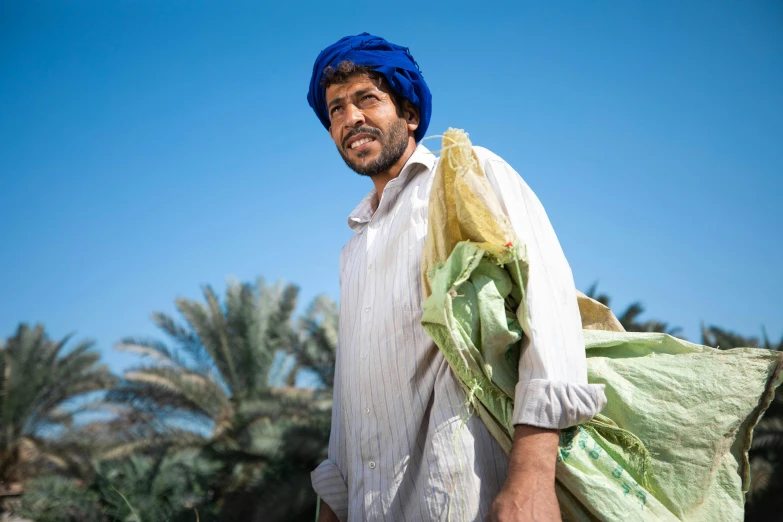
337;119;409;177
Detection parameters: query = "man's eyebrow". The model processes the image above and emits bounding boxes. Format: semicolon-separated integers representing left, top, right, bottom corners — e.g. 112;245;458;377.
328;88;379;110
352;88;374;99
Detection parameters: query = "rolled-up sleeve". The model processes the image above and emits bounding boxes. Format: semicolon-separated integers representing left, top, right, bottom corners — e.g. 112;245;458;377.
311;340;349;521
311;458;349;521
479;148;607;429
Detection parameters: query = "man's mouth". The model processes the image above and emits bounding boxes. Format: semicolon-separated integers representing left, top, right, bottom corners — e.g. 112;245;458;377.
350;137;376;149
345;132;379;152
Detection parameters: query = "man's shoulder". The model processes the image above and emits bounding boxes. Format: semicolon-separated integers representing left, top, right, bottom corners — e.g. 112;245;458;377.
468;145;539;204
471;145;505;166
470;145;525;184
471;146;518;179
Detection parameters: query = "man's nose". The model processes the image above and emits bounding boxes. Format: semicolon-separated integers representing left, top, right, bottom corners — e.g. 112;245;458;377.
343;103;365;128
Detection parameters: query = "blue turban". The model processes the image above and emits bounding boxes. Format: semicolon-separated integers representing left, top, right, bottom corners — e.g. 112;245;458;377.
307;33;432;142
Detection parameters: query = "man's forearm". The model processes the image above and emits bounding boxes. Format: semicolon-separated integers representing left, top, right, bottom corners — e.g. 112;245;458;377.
317;499;339;522
506;424;559;484
489;424;561;521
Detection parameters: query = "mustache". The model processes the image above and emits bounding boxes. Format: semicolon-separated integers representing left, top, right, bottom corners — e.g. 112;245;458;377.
343;126;382;148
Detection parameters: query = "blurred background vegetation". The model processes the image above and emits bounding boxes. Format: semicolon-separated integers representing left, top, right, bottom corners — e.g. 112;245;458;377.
0;278;779;521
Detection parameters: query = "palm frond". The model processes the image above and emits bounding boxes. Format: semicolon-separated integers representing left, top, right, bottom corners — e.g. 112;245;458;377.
747;456;776;502
0;323;116;483
752;418;783;451
583;282;611;307
702;324;760;349
121;365;228;420
17;475;103;522
116;339;179;366
618;302;645;328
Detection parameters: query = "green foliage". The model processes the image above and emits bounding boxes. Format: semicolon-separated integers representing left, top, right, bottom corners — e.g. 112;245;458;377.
218;419;331;522
92;450;219;522
292;295;339;388
702;324;783;352
746;417;783;513
702;325;761;349
17;475;103;522
3;272;781;522
105;278;335;519
584;283;683;336
0;324;116;484
746;417;783;520
5;279;780;522
18;450;220;522
109;279;299;425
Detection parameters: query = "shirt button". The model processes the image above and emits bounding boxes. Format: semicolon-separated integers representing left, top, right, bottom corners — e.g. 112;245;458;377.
364;306;371;313
361;353;367;360
367;263;372;270
364;407;370;414
368;461;376;469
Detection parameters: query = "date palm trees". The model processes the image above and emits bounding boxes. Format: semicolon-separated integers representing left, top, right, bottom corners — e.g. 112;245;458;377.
0;323;116;510
700;324;783;520
108;278;335;520
584;283;683;336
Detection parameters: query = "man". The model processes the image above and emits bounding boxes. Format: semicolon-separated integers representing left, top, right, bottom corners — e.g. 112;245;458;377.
307;33;606;522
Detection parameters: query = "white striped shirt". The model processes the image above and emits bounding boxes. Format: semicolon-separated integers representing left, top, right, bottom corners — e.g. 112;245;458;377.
312;144;606;522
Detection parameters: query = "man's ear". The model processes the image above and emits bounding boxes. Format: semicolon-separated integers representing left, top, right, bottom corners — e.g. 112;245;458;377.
402;100;420;133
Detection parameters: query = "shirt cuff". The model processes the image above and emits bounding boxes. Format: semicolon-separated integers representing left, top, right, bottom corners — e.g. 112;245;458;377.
511;379;607;429
311;458;349;522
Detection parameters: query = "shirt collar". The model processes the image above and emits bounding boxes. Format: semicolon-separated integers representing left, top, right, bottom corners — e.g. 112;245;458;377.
347;144;436;232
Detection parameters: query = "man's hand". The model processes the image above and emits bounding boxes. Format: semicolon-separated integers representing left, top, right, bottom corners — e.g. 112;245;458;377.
487;425;561;522
318;499;340;522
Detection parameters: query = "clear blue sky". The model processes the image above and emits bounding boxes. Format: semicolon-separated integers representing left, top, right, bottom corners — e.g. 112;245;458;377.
2;2;781;375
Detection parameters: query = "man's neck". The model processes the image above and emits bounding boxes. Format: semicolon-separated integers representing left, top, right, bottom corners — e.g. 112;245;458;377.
370;139;418;200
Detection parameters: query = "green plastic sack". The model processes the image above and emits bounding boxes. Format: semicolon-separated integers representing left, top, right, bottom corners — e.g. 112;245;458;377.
420;129;783;521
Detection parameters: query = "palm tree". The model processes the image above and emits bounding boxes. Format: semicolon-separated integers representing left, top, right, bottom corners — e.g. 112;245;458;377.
18;448;219;522
745;417;783;511
288;295;338;389
583;283;612;308
108;278;333;519
701;324;783;353
15;406;216;521
584;283;683;336
699;324;783;521
701;324;760;349
93;449;218;522
16;475;103;522
0;324;116;502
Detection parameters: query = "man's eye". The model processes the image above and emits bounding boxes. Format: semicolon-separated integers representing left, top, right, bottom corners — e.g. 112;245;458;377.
362;95;377;101
330;106;343;116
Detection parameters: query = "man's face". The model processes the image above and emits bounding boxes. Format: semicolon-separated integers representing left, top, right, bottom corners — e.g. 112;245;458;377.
325;74;416;177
